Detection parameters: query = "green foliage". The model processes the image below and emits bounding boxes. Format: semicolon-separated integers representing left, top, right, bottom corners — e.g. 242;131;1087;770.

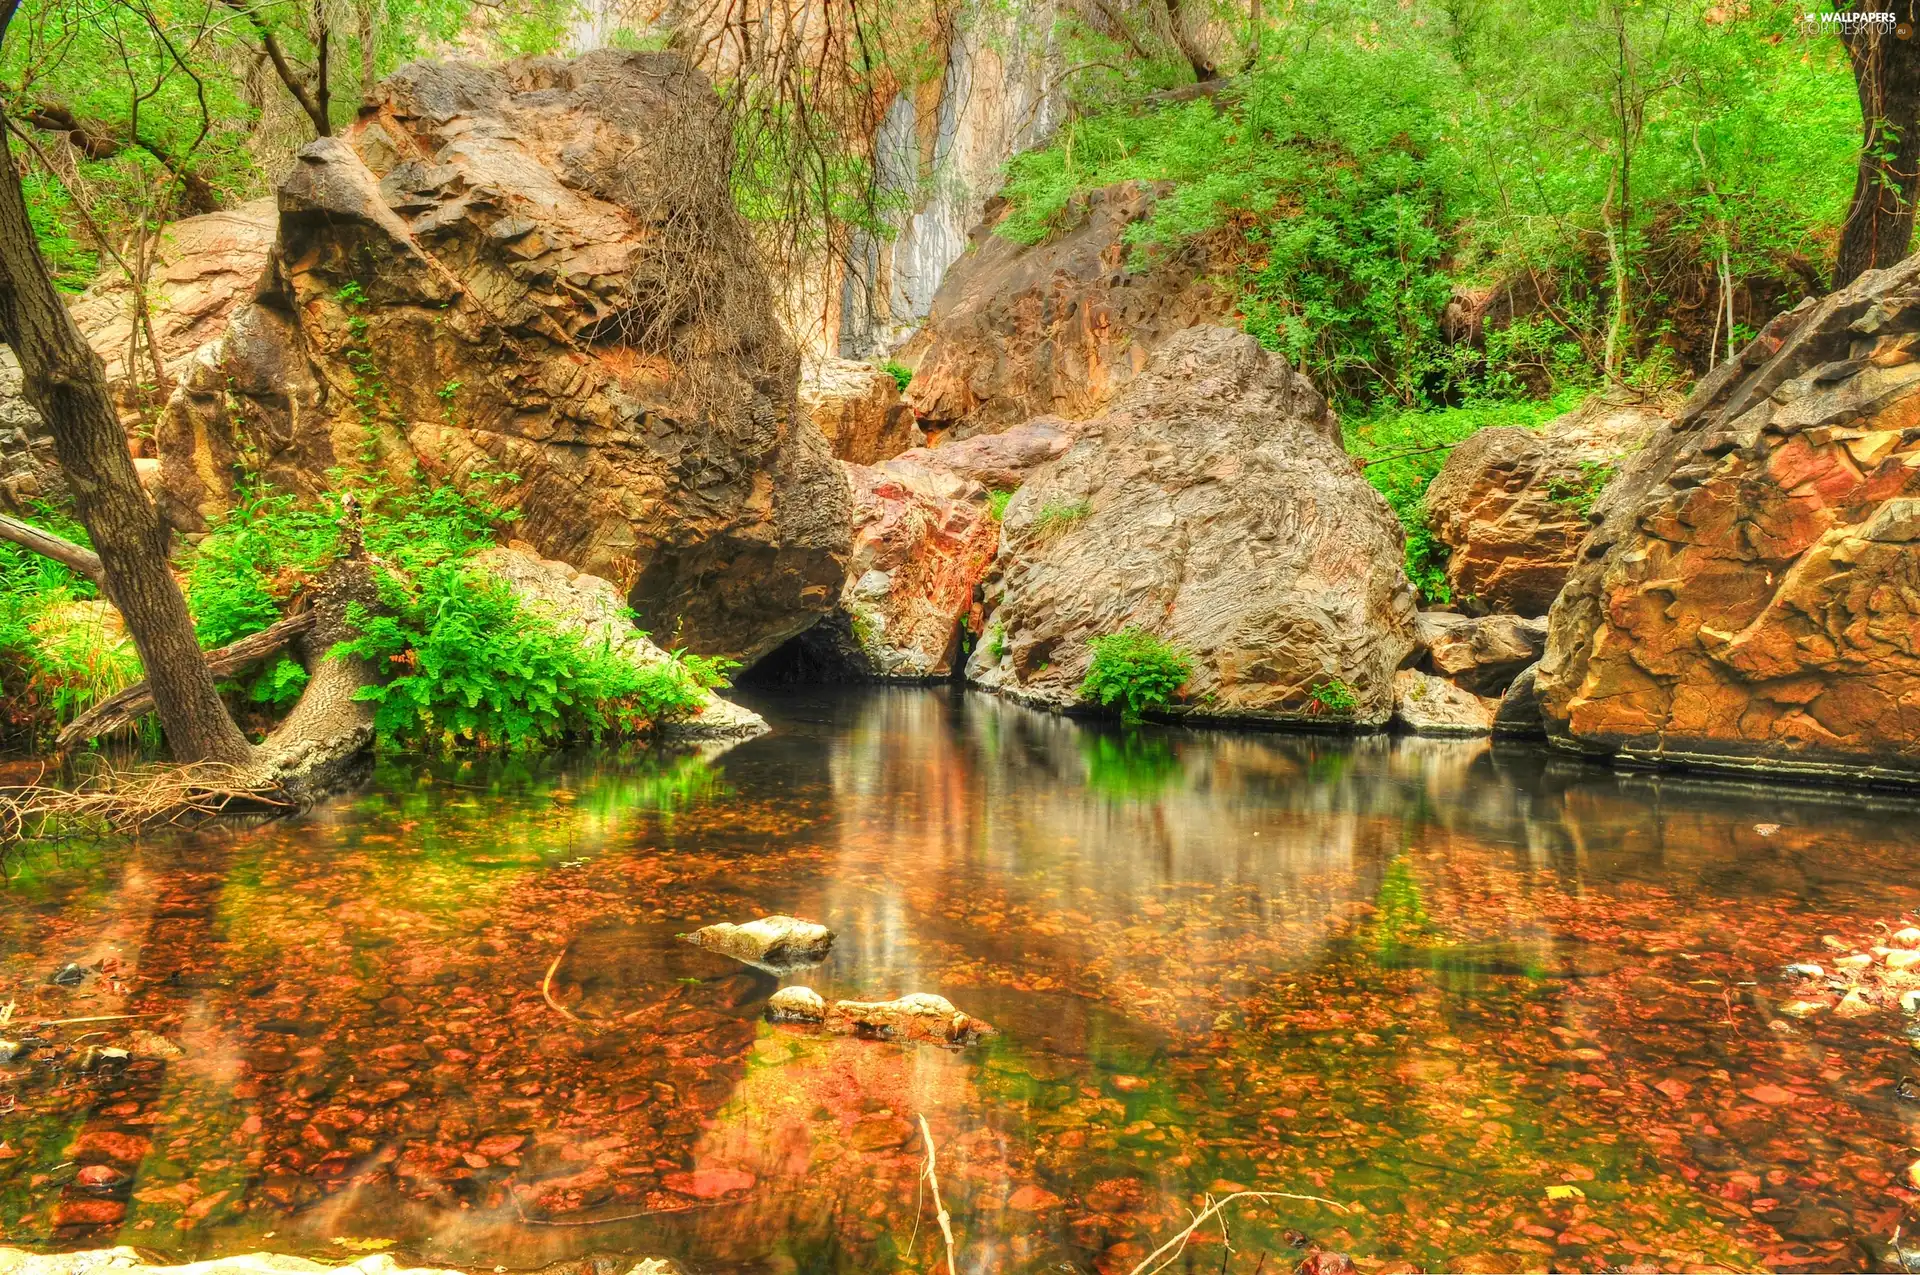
1307;678;1359;717
339;562;723;752
998;0;1856;408
987;489;1015;521
987;623;1009;662
0;507;143;742
883;361;914;393
1079;627;1192;720
1545;460;1618;518
1032;499;1093;535
1344;392;1587;602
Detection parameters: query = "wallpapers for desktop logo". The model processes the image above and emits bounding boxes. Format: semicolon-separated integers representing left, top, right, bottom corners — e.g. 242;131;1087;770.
1798;8;1912;36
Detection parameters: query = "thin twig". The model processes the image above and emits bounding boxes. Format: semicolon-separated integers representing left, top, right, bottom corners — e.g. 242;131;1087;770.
541;942;592;1029
917;1114;958;1275
1128;1191;1350;1275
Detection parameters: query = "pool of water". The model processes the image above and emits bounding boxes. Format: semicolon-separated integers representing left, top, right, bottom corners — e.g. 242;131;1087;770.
4;687;1920;1273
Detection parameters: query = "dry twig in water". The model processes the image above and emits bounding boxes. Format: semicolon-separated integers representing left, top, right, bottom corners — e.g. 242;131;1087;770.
917;1114;958;1275
541;942;596;1030
1;759;291;852
1128;1190;1351;1275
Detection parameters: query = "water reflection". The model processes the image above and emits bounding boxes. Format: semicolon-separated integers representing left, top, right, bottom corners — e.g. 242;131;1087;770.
1;687;1917;1273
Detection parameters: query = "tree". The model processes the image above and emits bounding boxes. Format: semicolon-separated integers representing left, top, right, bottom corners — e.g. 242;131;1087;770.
0;105;255;764
1836;0;1920;287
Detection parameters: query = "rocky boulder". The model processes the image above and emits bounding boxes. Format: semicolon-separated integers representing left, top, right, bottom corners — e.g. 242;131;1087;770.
155;53;849;664
1424;401;1668;615
1411;612;1546;698
1535;255;1920;784
1392;669;1498;737
685;915;833;970
753;416;1080;682
69;200;276;412
899;182;1236;438
798;357;922;464
766;988;995;1046
472;544;766;740
0;346;62;514
966;327;1418;725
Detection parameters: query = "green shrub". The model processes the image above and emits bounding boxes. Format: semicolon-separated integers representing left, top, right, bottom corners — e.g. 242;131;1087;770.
339;561;728;752
1079;627;1192;720
883;360;913;393
1032;498;1092;535
0;507;144;742
987;488;1015;521
1307;678;1359;717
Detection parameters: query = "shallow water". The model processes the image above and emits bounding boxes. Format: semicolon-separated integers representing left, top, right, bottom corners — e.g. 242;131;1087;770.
4;687;1920;1274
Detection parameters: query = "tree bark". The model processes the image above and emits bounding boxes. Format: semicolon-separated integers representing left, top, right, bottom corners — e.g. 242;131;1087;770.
55;611;316;753
0;113;254;766
1837;1;1920;287
219;0;332;138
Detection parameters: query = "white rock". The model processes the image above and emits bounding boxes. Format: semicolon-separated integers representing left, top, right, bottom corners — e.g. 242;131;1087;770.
767;985;827;1022
686;915;834;971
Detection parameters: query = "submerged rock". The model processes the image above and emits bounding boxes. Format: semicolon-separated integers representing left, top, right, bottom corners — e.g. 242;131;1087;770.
799;357;923;465
967;327;1417;725
686;915;834;970
1536;253;1920;784
154;53;849;664
766;988;996;1046
900;182;1236;438
1425;401;1667;617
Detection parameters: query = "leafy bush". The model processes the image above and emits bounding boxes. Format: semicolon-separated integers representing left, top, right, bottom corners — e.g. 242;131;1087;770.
1079;627;1192;720
339;561;728;752
1307;678;1359;717
883;360;913;393
1545;460;1617;518
0;507;144;743
986;489;1015;521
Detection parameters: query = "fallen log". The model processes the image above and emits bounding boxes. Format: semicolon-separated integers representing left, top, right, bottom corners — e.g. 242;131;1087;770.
0;512;104;585
54;610;316;753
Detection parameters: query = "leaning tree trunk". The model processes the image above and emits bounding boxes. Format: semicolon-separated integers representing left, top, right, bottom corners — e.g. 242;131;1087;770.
1837;2;1920;289
0;114;256;765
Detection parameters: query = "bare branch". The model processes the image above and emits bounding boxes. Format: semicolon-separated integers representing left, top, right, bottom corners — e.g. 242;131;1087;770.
0;511;105;584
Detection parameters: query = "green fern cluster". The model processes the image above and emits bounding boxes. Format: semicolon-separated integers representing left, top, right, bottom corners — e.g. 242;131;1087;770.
1079;627;1192;721
339;562;726;752
0;507;142;745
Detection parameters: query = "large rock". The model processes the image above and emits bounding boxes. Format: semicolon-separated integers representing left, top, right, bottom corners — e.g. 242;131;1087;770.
685;915;834;971
473;545;766;740
1424;401;1668;615
798;357;923;464
899;182;1236;438
69;200;277;408
155;53;850;664
1393;668;1497;737
1412;611;1546;697
754;416;1079;682
766;988;996;1046
966;327;1418;724
0;346;62;514
1536;255;1920;784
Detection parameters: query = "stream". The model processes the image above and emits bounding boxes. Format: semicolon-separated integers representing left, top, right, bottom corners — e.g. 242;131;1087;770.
3;686;1919;1273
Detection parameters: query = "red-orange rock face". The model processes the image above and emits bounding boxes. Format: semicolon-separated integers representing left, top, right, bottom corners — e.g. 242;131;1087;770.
1424;403;1667;616
1537;262;1920;783
899;182;1235;438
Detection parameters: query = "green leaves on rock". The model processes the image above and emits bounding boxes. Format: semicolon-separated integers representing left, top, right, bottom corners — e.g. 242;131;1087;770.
339;562;723;753
1079;627;1192;721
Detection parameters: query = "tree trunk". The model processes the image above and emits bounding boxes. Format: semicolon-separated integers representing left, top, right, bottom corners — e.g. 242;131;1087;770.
1837;1;1920;288
0;115;254;766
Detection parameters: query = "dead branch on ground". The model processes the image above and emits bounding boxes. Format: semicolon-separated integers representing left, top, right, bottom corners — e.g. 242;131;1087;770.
1128;1189;1351;1275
